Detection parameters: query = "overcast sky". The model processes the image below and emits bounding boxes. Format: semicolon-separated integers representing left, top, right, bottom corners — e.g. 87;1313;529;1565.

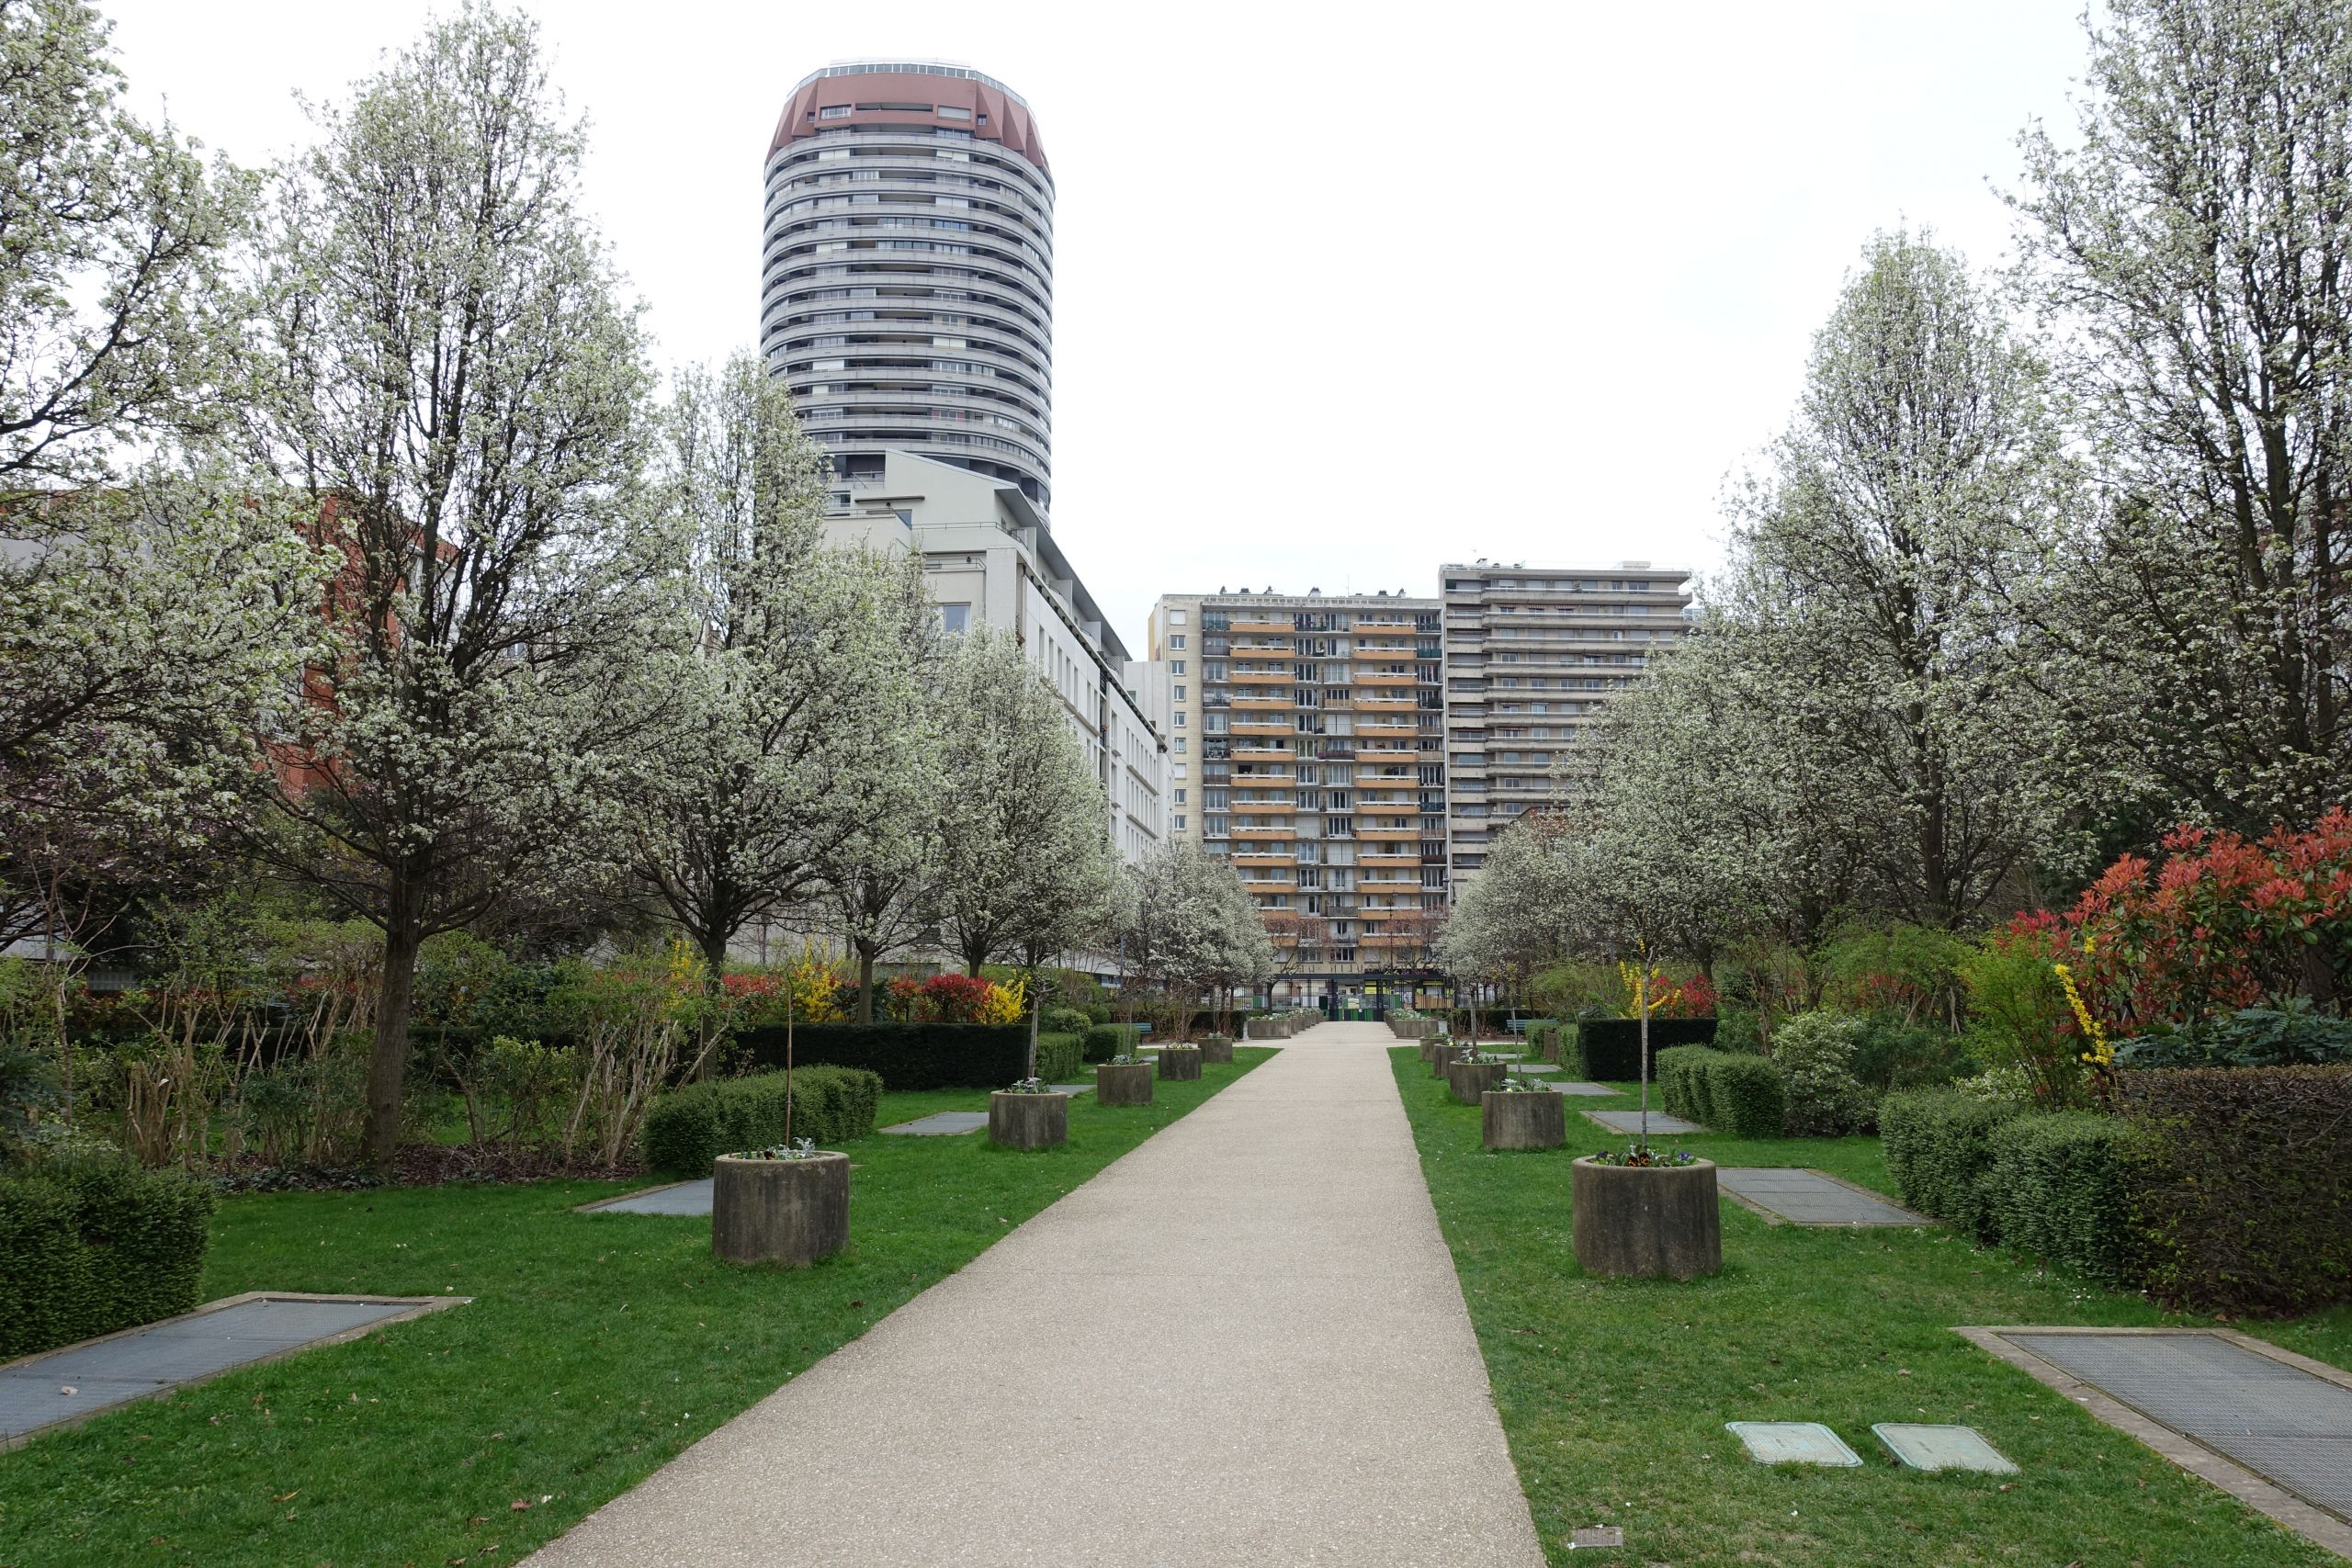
104;0;2093;648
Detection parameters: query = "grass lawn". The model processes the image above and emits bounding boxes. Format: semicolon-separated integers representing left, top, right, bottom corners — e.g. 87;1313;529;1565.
0;1051;1272;1568
1396;1049;2352;1567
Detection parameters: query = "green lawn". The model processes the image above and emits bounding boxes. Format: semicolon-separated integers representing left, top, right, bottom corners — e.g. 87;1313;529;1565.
1397;1049;2352;1567
0;1052;1272;1568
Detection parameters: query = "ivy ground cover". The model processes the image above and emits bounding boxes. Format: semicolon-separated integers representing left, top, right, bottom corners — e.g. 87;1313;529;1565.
0;1053;1272;1567
1391;1050;2352;1567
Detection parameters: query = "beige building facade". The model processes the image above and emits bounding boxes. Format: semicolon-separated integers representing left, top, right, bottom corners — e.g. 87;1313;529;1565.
1439;560;1692;877
1145;590;1447;1005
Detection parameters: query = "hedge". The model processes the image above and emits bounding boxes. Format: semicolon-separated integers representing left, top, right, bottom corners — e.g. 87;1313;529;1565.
0;1162;217;1359
736;1022;1025;1090
1653;1045;1784;1137
1576;1017;1716;1080
1034;1031;1083;1082
639;1066;884;1177
2108;1065;2352;1316
1879;1089;2022;1242
1983;1112;2143;1288
1523;1020;1563;1062
1082;1023;1145;1063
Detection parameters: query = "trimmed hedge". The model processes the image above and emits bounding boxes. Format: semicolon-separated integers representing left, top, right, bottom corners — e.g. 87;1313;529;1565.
1082;1023;1145;1063
1576;1017;1716;1080
0;1162;216;1359
737;1022;1025;1090
2109;1065;2352;1316
1523;1020;1564;1062
1880;1089;2022;1242
1654;1045;1785;1137
1034;1031;1083;1083
1983;1112;2143;1288
639;1066;884;1177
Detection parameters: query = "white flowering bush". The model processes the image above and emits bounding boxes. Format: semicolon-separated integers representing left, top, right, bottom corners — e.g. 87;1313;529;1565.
1774;1012;1876;1136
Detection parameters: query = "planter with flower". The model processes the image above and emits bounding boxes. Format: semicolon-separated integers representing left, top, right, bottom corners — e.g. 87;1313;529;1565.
989;1077;1068;1151
1197;1032;1234;1066
1096;1053;1153;1107
1446;1048;1507;1104
1568;953;1720;1279
713;1138;850;1266
1481;1070;1566;1150
1156;1043;1203;1082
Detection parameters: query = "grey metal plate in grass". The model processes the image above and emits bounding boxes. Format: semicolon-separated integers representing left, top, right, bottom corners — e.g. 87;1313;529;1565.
1543;1081;1616;1096
879;1111;989;1136
1585;1109;1702;1135
1046;1083;1092;1096
1717;1168;1928;1227
1726;1421;1862;1466
2004;1332;2352;1520
0;1294;461;1445
1872;1423;2017;1472
584;1179;714;1216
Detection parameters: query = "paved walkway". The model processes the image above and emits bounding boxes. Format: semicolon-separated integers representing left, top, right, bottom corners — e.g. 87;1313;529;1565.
526;1022;1544;1567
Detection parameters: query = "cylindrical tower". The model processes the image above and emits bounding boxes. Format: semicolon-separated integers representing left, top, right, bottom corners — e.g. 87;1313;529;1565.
762;62;1054;511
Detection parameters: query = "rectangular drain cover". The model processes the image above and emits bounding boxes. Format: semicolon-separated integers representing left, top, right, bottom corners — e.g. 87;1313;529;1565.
1726;1421;1861;1466
1872;1423;2016;1473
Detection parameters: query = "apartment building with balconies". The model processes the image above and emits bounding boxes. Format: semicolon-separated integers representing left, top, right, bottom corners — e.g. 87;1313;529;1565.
1146;590;1447;1006
1440;560;1693;878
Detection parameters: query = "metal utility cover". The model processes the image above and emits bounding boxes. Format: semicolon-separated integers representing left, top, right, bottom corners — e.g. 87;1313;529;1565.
585;1179;715;1216
1726;1421;1862;1466
879;1111;989;1135
2004;1331;2352;1521
1872;1423;2017;1473
1716;1168;1928;1228
1568;1524;1625;1548
1544;1081;1616;1096
1586;1109;1702;1135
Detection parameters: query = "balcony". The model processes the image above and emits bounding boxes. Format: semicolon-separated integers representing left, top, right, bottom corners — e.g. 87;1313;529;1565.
1232;744;1295;761
1230;617;1295;635
1231;670;1290;685
1231;695;1290;712
1356;671;1415;686
1230;719;1292;737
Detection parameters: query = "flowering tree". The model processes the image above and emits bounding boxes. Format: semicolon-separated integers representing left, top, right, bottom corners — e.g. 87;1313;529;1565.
1111;841;1269;1037
0;0;252;484
2011;0;2352;832
245;7;667;1162
626;354;938;978
932;629;1117;977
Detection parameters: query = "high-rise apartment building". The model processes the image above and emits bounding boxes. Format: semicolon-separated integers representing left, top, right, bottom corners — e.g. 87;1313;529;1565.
763;62;1054;512
1440;561;1692;876
1147;592;1448;1007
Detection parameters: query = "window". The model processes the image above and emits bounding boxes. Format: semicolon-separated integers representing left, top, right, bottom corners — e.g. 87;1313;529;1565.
936;104;971;121
1169;609;1188;626
819;105;853;119
1174;789;1187;805
938;604;970;634
1173;713;1185;728
1170;634;1187;649
1173;685;1186;701
1171;815;1186;831
1171;660;1187;676
1174;738;1187;754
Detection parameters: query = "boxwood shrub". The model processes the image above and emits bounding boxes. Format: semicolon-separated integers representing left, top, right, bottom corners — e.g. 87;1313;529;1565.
1034;1031;1083;1083
735;1022;1024;1090
1879;1089;2022;1241
2108;1064;2352;1316
0;1162;217;1359
1575;1017;1716;1080
639;1066;884;1177
1081;1023;1145;1063
1983;1111;2143;1288
1652;1046;1784;1137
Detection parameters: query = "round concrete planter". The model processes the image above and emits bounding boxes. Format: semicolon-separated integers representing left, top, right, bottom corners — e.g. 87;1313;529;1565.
1418;1038;1446;1065
1156;1045;1203;1082
1095;1061;1154;1107
989;1090;1068;1151
1448;1060;1504;1104
1569;1157;1721;1280
1430;1049;1460;1079
1197;1035;1235;1066
1482;1089;1566;1150
711;1152;850;1267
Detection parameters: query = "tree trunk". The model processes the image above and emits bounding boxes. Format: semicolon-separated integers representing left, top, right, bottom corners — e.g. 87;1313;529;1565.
856;945;876;1024
364;895;424;1166
700;925;730;985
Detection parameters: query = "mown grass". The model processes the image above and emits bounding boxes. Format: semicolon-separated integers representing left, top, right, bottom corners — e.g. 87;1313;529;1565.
1398;1050;2351;1568
0;1052;1272;1568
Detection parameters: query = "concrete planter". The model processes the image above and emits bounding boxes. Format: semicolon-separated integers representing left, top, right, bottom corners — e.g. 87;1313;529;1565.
1448;1060;1504;1104
1197;1035;1234;1066
1431;1049;1461;1079
1157;1045;1203;1082
989;1090;1068;1151
1096;1061;1154;1107
711;1152;850;1267
1482;1089;1566;1150
1569;1157;1721;1280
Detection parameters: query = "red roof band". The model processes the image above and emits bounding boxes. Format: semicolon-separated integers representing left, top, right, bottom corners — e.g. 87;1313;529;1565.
769;72;1049;175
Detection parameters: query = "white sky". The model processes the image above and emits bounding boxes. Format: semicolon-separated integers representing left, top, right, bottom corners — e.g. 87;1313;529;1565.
104;0;2091;649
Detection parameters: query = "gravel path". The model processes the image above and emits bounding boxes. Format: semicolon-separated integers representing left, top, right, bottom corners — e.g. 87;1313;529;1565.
524;1021;1544;1567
